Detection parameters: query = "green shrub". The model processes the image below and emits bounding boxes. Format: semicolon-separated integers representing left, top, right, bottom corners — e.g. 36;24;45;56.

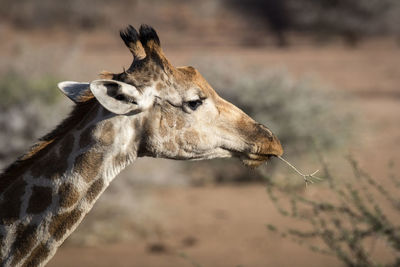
0;70;61;108
0;71;63;169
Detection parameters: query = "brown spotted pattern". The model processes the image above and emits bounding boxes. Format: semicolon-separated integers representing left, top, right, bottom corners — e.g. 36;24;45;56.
43;152;68;180
175;116;185;130
156;82;164;91
76;104;98;131
30;151;68;180
11;224;37;266
112;153;128;167
26;186;53;214
58;183;80;208
73;151;103;183
0;99;110;266
0;101;114;266
59;133;74;156
99;121;115;146
0;180;27;225
21;243;50;267
79;125;95;148
159;119;168;137
85;179;104;203
48;208;82;241
184;130;200;146
175;135;184;147
163;140;177;153
165;112;175;128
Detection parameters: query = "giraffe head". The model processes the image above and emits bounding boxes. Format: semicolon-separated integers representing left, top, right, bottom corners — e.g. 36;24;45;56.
59;25;283;167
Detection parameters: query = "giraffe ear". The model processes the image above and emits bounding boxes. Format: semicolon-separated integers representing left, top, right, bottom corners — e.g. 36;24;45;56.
90;79;150;115
58;81;90;103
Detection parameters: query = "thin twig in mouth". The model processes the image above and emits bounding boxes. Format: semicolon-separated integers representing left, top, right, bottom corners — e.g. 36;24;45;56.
273;156;323;187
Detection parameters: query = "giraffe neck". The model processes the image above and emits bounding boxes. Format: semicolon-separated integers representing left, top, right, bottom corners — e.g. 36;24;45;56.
0;104;141;267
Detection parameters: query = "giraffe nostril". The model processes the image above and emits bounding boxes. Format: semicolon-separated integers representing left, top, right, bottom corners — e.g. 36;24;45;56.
252;123;283;157
256;124;275;142
257;123;273;136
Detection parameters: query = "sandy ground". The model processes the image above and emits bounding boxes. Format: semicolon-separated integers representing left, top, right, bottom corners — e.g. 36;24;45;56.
2;29;399;266
49;185;341;267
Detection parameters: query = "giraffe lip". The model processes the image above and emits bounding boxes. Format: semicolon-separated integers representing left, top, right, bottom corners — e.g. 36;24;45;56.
245;153;279;163
224;147;276;159
246;153;271;161
223;146;281;163
240;154;273;167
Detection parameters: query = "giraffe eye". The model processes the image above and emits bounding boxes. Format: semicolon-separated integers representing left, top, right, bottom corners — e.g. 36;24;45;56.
115;94;126;101
187;99;203;111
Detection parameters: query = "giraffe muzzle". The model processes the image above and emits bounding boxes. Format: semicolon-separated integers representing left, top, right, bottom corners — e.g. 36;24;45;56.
241;130;283;167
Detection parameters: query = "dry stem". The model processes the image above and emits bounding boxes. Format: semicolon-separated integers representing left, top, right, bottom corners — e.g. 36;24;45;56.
275;156;323;186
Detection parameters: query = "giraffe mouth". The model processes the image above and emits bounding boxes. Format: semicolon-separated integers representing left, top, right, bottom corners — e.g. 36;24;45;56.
224;146;281;168
239;141;283;167
240;153;274;168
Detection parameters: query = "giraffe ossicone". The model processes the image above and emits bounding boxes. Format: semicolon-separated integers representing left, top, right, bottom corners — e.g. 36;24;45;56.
0;24;283;267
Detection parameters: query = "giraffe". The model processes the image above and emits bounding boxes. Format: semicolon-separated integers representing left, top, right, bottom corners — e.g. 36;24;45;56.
0;24;283;266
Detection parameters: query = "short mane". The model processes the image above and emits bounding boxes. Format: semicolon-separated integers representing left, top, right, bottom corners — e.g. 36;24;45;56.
0;97;97;195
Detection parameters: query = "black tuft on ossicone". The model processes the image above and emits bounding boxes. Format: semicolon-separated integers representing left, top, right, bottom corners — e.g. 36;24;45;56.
118;24;164;71
139;24;160;46
119;25;140;48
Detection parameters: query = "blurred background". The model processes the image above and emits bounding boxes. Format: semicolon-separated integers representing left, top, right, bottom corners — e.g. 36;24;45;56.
1;0;400;266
